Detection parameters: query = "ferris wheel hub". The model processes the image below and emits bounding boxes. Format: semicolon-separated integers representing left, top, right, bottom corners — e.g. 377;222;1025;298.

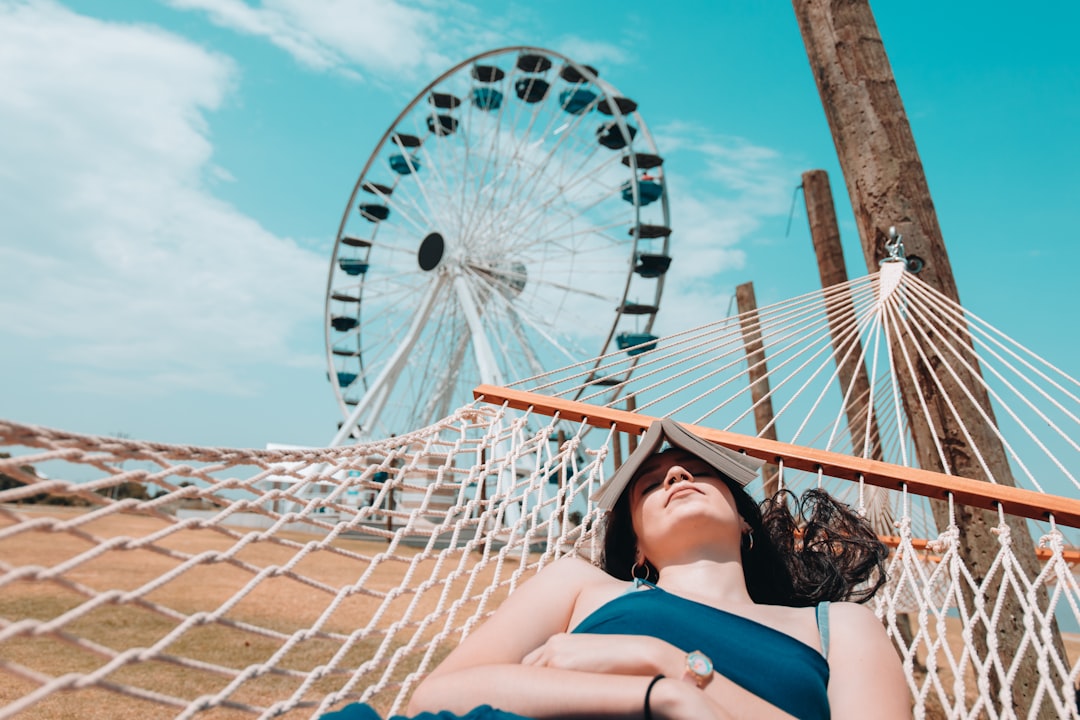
418;232;445;271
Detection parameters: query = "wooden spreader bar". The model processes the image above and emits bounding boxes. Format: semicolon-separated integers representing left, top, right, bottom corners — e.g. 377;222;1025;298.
474;385;1080;529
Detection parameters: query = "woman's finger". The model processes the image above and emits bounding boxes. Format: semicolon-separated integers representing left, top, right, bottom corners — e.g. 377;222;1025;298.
521;645;544;666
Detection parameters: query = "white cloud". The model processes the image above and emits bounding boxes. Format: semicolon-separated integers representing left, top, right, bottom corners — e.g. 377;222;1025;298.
650;121;797;333
165;0;454;80
554;35;629;67
0;0;326;396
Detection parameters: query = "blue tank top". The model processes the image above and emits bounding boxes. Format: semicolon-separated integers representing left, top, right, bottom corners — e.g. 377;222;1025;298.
572;582;831;720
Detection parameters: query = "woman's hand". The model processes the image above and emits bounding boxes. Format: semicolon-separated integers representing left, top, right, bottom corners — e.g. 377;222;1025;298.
649;678;735;720
521;632;679;676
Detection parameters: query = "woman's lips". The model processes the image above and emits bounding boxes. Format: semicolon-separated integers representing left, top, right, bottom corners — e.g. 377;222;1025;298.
665;486;703;506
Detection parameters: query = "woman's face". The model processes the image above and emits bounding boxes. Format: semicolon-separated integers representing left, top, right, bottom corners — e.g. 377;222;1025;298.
628;449;747;562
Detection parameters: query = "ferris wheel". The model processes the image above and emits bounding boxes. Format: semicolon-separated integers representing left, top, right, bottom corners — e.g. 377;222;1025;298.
326;47;672;443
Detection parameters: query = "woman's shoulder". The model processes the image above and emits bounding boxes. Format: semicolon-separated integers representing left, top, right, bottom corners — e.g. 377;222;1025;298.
821;601;892;655
542;554;613;580
824;601;882;629
535;556;628;628
521;555;622;602
816;604;885;634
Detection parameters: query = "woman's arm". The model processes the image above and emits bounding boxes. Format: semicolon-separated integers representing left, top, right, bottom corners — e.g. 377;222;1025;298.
522;633;796;720
407;556;628;716
826;602;911;719
407;558;738;719
408;556;792;719
414;664;733;719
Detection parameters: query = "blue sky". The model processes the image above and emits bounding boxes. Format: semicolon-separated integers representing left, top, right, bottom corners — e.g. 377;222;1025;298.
1;0;1077;450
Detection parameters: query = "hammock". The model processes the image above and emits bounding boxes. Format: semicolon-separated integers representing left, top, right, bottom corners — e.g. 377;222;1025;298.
2;263;1079;719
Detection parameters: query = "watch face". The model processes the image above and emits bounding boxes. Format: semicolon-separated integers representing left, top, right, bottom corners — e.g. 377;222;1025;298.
688;651;712;675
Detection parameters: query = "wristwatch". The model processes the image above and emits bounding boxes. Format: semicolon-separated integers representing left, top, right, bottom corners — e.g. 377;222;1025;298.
682;649;713;688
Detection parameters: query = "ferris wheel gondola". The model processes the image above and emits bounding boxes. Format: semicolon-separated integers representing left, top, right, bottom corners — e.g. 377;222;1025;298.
326;47;672;443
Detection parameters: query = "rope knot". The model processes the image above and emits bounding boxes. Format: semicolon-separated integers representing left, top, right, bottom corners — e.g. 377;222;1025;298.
927;525;959;554
1039;529;1065;552
991;523;1013;547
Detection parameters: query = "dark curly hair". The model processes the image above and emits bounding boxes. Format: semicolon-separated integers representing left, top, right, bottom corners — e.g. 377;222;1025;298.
600;452;888;606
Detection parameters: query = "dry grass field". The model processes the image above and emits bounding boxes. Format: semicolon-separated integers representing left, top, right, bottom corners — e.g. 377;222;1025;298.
0;505;517;719
2;505;1078;719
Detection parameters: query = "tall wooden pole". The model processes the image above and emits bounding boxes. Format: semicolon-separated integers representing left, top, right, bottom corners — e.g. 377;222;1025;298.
803;168;925;665
802;169;892;529
794;2;1064;715
735;282;781;497
802;170;884;463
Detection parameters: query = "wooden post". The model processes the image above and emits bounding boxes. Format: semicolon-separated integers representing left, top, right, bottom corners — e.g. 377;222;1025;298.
625;394;639;455
735;282;781;497
794;2;1064;714
802;170;884;462
803;168;921;661
802;169;893;526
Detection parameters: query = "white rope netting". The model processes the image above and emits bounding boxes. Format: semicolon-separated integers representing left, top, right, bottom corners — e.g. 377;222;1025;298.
3;264;1079;719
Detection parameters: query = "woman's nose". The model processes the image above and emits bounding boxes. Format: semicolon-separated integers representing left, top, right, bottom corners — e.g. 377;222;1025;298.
664;466;693;486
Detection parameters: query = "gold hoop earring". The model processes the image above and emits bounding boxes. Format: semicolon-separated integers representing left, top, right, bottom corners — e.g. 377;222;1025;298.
743;530;754;551
631;561;649;580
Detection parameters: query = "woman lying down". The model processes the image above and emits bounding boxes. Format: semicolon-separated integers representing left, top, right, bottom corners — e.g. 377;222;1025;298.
325;418;909;720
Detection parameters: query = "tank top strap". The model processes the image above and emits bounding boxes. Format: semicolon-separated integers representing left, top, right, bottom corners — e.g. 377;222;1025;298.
814;602;830;658
626;578;659;594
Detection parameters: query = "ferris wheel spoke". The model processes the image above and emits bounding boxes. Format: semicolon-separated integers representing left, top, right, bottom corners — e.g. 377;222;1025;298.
353;242;420;264
454;87;510;241
378;182;444;238
450;287;531;384
506;311;550;379
418;332;473;422
460;95;568;238
525;218;634;252
477;281;586;367
524;199;628;257
409;307;474;424
354;289;451;369
447;99;484;241
484;296;551;381
468;117;598;241
401;133;463;236
491;160;627;253
403;110;457;203
526;131;615;206
387;138;447;229
418;128;469;238
524;275;621;302
355;277;430;312
376;151;453;237
395;96;466;236
495;193;629;258
331;275;449;444
496;80;565;192
460;254;620;304
461;84;602;243
525;150;626;219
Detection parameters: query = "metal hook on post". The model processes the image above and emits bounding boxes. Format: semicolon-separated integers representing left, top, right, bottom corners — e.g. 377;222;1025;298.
880;226;925;273
881;226;906;265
